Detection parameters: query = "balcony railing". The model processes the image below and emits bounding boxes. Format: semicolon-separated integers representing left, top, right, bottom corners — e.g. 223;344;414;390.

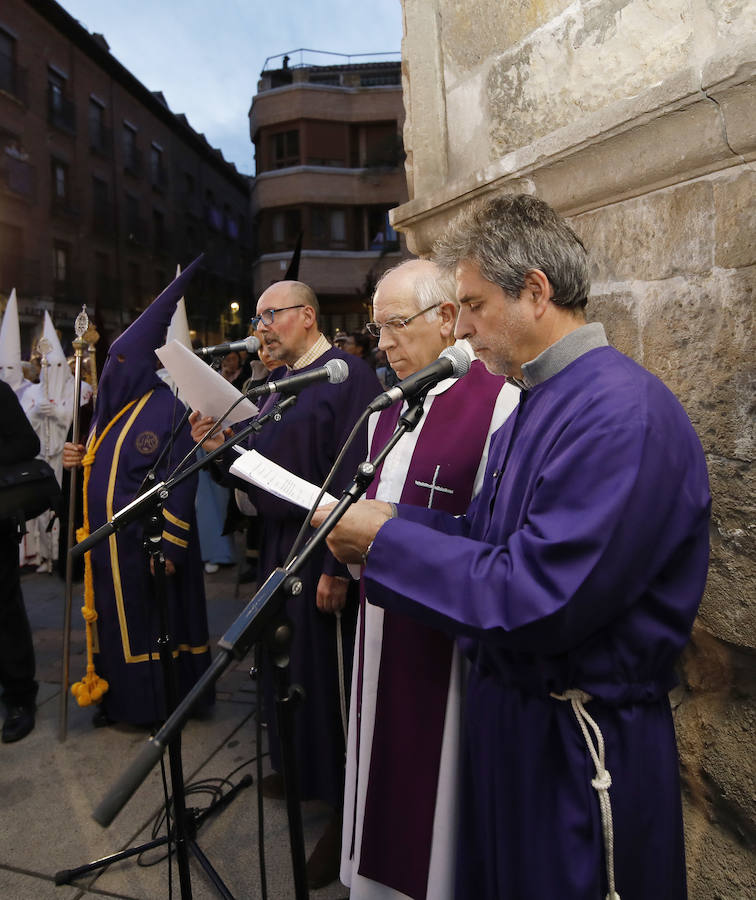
47;88;76;134
0;155;36;201
0;52;28;104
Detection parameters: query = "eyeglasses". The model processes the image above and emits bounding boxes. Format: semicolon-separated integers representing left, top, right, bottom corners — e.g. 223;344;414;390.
250;304;305;329
365;303;441;337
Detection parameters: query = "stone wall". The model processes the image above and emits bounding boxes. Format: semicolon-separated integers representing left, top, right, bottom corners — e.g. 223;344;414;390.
394;1;755;895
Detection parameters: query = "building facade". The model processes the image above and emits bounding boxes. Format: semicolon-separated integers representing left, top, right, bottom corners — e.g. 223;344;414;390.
394;2;755;897
0;0;252;356
249;53;410;334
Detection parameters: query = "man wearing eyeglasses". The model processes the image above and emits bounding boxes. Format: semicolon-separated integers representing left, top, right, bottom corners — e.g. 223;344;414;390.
342;259;519;900
313;195;710;900
190;279;381;889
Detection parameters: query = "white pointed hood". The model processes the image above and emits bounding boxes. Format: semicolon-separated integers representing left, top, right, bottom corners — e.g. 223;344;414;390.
39;310;73;404
0;288;25;391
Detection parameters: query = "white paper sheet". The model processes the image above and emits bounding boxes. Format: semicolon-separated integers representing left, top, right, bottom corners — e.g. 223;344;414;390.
155;339;258;426
230;449;337;510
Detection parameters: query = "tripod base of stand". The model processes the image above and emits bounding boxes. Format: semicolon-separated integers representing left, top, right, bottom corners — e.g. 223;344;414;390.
54;774;253;893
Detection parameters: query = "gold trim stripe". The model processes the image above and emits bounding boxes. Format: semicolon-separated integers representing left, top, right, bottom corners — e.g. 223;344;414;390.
163;531;189;548
164;509;190;531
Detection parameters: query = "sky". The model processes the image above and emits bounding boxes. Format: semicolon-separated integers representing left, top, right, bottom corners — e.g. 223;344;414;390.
59;0;404;176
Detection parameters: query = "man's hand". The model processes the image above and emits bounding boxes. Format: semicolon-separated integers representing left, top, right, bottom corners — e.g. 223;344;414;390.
311;500;394;565
189;411;231;451
316;573;350;614
63;441;85;469
35;399;54;415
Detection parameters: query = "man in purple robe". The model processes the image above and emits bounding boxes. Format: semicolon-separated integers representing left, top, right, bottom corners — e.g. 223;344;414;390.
313;194;711;900
190;280;381;888
63;259;212;726
343;259;519;899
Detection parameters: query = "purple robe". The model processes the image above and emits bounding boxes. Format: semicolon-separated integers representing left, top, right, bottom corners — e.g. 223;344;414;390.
345;360;518;899
238;346;381;807
364;345;711;899
86;384;212;724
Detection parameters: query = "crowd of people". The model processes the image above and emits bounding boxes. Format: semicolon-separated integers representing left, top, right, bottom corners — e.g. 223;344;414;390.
0;193;710;899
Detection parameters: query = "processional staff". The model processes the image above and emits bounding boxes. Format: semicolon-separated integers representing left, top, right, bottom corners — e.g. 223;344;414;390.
58;305;90;742
35;334;55;568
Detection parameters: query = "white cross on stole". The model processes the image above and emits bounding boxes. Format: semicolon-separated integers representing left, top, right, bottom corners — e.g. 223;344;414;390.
415;464;454;509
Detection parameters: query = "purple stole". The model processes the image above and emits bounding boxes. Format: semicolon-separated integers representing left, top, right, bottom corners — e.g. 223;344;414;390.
356;362;502;898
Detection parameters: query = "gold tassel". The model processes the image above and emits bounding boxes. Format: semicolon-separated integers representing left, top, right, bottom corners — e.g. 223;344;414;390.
71;399;138;707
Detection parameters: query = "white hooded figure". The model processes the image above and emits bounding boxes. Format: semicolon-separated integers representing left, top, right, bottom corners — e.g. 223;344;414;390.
23;311;75;571
0;288;33;413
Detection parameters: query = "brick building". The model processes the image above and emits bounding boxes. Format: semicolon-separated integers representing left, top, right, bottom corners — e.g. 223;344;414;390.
249;52;410;334
0;0;252;356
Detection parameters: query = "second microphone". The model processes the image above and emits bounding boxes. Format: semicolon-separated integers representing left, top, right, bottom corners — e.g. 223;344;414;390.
246;358;349;398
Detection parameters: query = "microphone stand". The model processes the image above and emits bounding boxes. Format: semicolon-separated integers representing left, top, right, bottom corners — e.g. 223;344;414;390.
88;396;428;900
55;395;299;899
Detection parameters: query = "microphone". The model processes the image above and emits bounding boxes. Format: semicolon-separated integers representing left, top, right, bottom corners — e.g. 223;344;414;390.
247;358;349;397
195;335;261;358
368;345;471;412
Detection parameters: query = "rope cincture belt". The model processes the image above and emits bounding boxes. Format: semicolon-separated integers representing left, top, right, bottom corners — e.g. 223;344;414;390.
550;688;621;900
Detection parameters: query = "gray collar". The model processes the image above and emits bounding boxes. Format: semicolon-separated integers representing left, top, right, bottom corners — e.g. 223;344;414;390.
513;322;608;390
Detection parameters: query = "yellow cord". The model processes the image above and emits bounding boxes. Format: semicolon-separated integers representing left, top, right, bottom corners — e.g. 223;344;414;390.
71;399;139;707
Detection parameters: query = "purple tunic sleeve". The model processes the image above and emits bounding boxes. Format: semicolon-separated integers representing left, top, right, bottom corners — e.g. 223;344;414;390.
365;358;710;668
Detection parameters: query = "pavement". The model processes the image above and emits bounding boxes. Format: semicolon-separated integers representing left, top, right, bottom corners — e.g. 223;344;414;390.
1;549;349;899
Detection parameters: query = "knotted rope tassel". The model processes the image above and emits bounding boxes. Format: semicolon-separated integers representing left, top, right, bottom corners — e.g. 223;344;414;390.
71;400;137;707
551;688;621;900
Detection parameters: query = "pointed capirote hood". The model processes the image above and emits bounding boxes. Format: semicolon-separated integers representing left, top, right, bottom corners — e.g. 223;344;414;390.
0;288;24;391
93;254;203;429
39;310;73;404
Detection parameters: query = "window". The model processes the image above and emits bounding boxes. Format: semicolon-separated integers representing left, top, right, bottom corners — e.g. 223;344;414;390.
271;208;301;247
48;69;75;132
88;99;108;154
310;207;347;248
0;29;25;102
50;158;70;213
305;121;348;167
150;145;166;189
367;208;399;251
362;122;402;168
271;130;299;169
52;160;66;199
123;124;139;174
92;177;110;232
206;190;223;231
125;193;145;244
52;241;70;285
152;209;166;252
48;71;64;113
